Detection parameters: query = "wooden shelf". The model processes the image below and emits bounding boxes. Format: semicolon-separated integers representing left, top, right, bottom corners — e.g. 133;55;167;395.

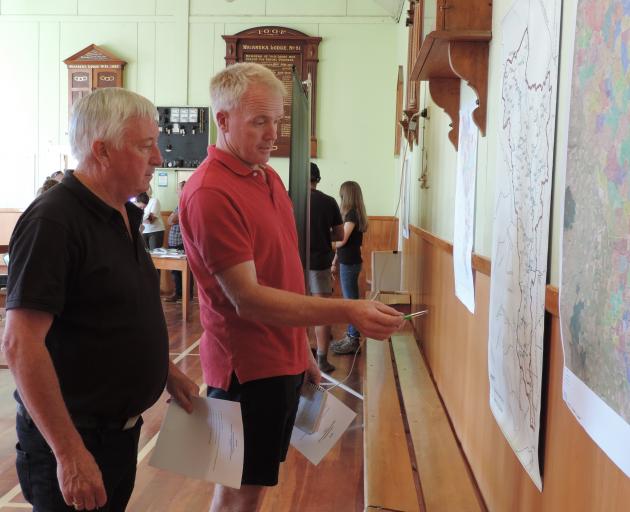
410;30;491;149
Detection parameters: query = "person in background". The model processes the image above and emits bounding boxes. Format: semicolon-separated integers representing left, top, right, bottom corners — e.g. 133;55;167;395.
331;180;369;355
133;192;150;234
2;87;197;512
37;178;60;196
142;185;165;250
179;62;403;512
50;171;64;183
166;180;188;302
308;162;343;372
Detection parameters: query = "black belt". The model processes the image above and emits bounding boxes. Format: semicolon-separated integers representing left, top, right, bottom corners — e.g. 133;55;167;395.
17;403;140;431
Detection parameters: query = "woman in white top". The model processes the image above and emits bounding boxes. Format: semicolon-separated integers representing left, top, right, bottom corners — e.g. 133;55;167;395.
142;186;165;250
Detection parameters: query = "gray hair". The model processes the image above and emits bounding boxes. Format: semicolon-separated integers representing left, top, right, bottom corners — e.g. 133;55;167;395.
69;88;158;165
209;62;286;120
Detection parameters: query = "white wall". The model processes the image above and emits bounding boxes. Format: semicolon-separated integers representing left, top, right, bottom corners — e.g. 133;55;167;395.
0;0;401;216
395;0;579;285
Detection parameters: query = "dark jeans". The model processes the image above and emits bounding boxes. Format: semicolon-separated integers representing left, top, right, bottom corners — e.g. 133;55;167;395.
142;231;164;251
340;263;361;338
169;245;193;298
15;412;142;512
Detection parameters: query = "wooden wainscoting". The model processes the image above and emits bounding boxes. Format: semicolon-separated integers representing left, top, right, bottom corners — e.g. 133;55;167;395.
403;225;630;511
362;216;399;283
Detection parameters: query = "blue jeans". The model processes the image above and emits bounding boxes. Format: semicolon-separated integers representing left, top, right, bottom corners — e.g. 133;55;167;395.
339;263;361;338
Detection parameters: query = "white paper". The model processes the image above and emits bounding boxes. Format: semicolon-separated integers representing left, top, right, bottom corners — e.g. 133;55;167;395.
149;397;244;489
290;391;357;465
562;368;630;477
487;0;562;491
157;172;168;187
453;99;478;314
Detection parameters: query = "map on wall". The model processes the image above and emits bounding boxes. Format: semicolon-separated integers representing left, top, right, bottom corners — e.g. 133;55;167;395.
487;0;562;491
560;0;630;479
453;100;479;314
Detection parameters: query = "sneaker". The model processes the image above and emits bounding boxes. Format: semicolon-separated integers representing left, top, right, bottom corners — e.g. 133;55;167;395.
331;335;351;350
318;359;336;373
332;336;360;355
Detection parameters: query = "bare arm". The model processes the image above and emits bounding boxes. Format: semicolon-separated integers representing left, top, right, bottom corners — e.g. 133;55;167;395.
2;309;106;509
167;210;179;226
335;221;356;249
215;261;403;340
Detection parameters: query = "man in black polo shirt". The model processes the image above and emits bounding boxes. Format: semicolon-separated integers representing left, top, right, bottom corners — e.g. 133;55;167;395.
2;88;197;512
308;163;343;372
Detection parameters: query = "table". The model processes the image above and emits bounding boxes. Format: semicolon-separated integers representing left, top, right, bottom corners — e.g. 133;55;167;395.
151;254;192;322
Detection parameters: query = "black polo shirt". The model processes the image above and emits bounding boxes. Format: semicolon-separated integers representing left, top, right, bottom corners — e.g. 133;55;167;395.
7;171;169;420
309;189;343;270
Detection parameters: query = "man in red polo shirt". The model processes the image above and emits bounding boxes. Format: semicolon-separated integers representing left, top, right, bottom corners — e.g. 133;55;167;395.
179;62;403;512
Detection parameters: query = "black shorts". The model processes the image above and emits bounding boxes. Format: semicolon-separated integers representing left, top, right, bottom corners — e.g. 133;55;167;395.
207;372;304;486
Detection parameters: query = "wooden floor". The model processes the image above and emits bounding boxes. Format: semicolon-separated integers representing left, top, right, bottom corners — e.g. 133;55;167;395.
0;299;366;511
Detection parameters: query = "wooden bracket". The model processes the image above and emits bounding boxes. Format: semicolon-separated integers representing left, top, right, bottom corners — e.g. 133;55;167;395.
428;78;461;149
448;40;488;135
411;31;491;150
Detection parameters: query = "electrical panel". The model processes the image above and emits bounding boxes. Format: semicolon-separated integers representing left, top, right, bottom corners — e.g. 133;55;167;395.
157;107;209;168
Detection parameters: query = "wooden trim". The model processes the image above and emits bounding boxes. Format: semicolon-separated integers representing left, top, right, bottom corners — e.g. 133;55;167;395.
409;224;559;317
409;224;453;255
471;254;491;276
369;215;398;221
546;285;559;318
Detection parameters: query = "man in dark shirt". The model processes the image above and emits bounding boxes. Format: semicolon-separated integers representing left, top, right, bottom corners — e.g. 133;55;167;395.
308;163;343;372
2;88;197;512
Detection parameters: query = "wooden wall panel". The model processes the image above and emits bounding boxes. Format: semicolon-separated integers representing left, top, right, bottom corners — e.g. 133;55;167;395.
362;216;399;284
403;226;630;512
0;210;23;247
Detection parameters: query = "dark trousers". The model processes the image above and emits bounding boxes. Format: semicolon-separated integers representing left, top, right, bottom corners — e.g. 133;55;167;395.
168;244;193;298
16;412;142;512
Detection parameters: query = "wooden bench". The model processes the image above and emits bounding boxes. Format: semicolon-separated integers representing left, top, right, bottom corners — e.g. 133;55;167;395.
364;334;484;512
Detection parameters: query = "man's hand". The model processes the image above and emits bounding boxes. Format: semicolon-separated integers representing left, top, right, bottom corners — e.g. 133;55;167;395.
147;212;156;223
347;300;404;340
166;362;198;414
56;446;107;510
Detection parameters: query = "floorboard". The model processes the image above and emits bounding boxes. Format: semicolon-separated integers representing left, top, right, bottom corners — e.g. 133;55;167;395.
0;297;367;511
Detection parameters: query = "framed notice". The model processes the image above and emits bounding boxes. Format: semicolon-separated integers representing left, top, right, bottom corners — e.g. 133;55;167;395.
223;27;321;157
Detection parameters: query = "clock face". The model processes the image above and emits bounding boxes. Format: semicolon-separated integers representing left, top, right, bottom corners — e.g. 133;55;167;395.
71;71;90;88
96;71;117;88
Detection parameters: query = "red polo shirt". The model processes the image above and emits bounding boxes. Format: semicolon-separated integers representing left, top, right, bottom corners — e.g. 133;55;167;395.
179;146;308;390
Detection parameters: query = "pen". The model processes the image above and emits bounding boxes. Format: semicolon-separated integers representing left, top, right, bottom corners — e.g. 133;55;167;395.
403;310;428;320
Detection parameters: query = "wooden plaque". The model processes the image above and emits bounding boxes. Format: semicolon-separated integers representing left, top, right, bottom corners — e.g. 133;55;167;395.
223;27;321;157
64;44;126;115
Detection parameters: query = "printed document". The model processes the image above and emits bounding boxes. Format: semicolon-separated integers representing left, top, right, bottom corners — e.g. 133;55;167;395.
290;391;357;465
149;397;244;489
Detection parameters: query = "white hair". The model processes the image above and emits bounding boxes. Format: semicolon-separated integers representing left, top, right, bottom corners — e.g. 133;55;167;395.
209;62;286;121
68;88;158;165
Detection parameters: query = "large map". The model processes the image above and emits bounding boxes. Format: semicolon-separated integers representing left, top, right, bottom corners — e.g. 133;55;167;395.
488;0;561;491
560;0;630;478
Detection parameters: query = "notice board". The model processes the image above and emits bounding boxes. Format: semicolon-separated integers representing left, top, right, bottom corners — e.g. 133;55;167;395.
223;26;321;157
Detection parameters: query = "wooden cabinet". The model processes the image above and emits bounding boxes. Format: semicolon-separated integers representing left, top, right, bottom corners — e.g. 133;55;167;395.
436;0;492;31
64;44;126;114
410;0;492;149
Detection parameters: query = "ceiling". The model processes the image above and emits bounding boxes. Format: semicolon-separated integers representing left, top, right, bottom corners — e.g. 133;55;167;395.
371;0;406;20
